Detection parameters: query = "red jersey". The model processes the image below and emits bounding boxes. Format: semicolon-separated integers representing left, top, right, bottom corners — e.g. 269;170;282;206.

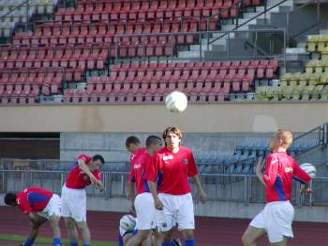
66;154;102;189
263;152;311;203
128;148;146;183
16;186;53;214
130;151;153;195
146;146;198;195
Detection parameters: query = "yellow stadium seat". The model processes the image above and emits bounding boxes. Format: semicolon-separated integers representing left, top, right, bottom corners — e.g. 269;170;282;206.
321;47;328;60
307;35;319;52
318;35;328;52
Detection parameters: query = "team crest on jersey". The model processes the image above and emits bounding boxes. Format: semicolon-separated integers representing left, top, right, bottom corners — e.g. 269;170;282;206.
182;158;189;165
285;167;293;173
163;155;173;161
134;163;141;169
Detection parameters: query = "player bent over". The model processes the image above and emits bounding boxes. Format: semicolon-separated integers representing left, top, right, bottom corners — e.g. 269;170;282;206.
4;186;62;246
242;130;312;246
147;127;207;246
61;154;105;246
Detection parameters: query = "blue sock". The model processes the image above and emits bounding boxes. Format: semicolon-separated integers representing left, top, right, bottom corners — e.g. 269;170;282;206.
53;237;61;246
23;238;34;246
184;239;195;246
70;241;78;246
162;242;174;246
118;234;124;246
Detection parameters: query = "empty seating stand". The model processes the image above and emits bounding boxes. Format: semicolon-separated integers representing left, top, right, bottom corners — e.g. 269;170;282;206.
63;59;278;104
256;33;328;102
0;0;268;104
0;0;58;37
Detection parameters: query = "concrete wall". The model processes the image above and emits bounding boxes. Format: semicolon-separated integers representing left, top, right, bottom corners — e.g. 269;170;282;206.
60;132;272;161
0;103;328;133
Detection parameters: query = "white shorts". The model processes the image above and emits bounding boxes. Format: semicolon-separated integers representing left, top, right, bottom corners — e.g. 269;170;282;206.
134;193;156;230
250;201;295;243
156;193;195;232
61;185;87;222
38;194;62;219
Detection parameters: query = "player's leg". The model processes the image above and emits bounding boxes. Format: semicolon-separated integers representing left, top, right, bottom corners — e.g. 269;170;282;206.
271;238;288;246
23;213;47;246
126;229;152;246
64;217;79;246
77;221;91;246
177;194;195;246
161;229;174;246
157;194;176;246
48;215;61;246
61;186;79;246
42;194;62;246
127;193;156;246
267;201;294;246
242;206;267;246
153;230;162;246
241;226;266;246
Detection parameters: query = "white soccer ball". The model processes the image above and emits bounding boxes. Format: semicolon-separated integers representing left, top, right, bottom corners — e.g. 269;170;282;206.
165;91;188;113
119;215;136;236
300;163;317;178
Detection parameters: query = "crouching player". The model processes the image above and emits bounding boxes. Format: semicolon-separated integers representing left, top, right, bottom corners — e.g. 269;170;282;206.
4;186;62;246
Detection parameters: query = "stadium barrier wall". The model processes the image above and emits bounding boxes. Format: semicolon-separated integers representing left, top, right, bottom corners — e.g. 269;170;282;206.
1;170;328;222
0;103;328;133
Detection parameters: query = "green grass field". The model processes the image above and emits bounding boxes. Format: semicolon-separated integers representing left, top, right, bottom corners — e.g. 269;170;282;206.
0;234;117;246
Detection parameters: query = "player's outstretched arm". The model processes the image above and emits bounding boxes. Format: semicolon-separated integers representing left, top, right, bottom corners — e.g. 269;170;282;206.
191;175;207;204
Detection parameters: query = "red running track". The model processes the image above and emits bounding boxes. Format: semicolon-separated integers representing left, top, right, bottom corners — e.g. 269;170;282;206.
0;206;327;246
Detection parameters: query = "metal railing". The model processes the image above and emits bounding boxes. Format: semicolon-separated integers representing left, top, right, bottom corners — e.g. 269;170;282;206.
1;169;327;206
112;28;286;63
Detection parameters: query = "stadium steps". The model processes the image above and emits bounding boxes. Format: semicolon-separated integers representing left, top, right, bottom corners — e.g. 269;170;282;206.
178;0;294;59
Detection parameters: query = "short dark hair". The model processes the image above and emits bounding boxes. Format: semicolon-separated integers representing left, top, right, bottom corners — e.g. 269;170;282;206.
4;193;17;206
146;135;162;148
125;136;140;148
92;154;105;164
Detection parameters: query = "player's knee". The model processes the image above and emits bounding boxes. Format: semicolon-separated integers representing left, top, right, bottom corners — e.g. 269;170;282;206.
138;230;151;241
65;218;76;229
76;221;89;230
241;233;252;246
182;230;194;240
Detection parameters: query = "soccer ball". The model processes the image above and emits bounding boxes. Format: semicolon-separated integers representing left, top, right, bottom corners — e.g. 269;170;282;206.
300;163;317;178
119;215;136;236
165;91;188;113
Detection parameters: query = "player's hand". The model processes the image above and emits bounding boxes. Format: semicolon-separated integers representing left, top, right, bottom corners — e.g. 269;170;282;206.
300;184;312;194
95;181;105;191
256;158;264;176
127;191;134;201
197;190;207;204
154;197;164;210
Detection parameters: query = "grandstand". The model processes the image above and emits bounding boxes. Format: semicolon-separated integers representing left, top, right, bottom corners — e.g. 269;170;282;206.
0;0;328;245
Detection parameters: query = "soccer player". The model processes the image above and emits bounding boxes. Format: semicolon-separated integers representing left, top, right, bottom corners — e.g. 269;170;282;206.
241;129;312;246
126;135;163;246
61;154;105;246
4;186;62;246
125;136;145;201
147;127;207;246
